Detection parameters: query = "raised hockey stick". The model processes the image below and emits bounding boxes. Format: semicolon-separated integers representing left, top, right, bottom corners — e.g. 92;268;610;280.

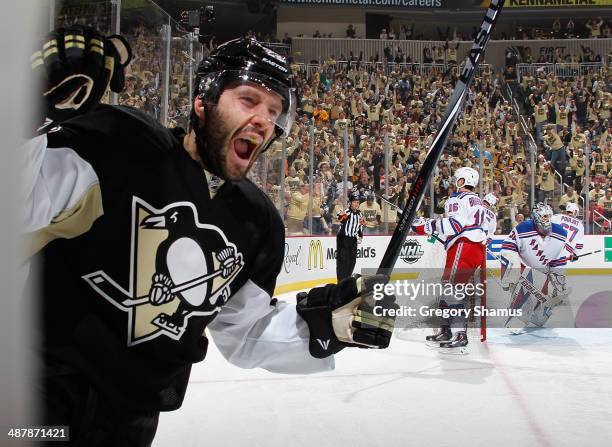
375;193;445;245
377;0;505;274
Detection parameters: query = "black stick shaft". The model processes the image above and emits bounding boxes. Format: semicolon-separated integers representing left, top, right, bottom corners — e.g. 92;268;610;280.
377;0;505;273
575;249;601;259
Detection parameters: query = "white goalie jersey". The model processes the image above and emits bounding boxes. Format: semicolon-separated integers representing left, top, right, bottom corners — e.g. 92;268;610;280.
501;220;571;270
500;220;573;328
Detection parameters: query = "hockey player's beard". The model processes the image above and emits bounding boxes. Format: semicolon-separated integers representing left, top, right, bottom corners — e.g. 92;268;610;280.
195;106;263;181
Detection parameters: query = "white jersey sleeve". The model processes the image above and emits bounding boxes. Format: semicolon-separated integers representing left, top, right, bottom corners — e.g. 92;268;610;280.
208;280;334;374
433;192;488;249
551;214;584;256
484;207;497;241
23;134;103;257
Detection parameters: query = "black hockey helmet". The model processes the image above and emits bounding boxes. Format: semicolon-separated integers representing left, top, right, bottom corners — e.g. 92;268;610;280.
192;37;296;144
349;192;360;203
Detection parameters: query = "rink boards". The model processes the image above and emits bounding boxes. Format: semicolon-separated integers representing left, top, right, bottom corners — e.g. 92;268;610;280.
276;235;612;294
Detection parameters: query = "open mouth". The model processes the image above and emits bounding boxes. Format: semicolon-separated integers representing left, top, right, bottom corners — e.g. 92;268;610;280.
232;135;262;161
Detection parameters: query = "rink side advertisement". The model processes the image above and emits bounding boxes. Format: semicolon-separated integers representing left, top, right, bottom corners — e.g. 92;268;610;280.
277;235;610;292
277;235;612;329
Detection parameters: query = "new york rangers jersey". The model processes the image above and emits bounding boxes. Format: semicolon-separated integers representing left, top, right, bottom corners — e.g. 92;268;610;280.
434;191;490;249
501;220;571;269
483;207;497;241
551;214;584;256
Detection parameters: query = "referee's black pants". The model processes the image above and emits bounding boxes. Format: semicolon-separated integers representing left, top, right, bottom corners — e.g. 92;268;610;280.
336;233;358;282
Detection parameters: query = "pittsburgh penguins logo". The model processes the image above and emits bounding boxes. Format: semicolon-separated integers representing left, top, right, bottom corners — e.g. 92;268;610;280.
82;197;244;346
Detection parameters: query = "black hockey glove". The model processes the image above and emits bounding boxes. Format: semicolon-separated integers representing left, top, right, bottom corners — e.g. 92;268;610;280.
31;25;132;132
296;274;398;359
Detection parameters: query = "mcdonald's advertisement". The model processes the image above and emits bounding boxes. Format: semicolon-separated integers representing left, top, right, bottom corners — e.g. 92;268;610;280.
275;235;608;295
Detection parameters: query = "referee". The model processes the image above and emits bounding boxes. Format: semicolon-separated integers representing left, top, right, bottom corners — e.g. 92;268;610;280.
336;192;364;281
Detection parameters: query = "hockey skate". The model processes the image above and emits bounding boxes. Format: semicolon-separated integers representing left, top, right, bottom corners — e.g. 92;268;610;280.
425;326;453;348
438;331;469;355
425;326;452;347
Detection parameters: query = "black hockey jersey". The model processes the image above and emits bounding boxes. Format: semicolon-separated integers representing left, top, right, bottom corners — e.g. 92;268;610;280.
26;105;296;411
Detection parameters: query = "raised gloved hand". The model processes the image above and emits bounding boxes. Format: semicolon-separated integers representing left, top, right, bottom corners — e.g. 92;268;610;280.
31;25;132;132
296;274;398;358
412;217;435;235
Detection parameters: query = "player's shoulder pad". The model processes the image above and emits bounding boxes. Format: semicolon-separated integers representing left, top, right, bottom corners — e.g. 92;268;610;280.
232;179;285;296
551;222;567;238
457;191;478;199
233;179;285;232
46;104;179;154
516;220;537;234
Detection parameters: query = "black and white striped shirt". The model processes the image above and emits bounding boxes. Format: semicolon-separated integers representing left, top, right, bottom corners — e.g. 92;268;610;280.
338;208;363;238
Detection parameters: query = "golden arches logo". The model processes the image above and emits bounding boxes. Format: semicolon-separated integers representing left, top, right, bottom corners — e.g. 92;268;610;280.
308;240;324;270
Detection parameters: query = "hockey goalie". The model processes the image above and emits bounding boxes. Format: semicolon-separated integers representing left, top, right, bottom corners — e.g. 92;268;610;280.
499;203;572;330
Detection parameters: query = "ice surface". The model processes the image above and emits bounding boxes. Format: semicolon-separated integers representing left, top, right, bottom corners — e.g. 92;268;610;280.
155;287;612;447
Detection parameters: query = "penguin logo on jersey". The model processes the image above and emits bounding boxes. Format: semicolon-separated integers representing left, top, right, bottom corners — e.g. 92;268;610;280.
82;196;245;346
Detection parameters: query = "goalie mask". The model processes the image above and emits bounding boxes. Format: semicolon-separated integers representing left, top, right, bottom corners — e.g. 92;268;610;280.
531;202;553;235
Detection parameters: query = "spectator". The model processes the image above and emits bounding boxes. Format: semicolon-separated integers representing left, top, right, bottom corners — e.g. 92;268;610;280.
598;188;612;218
559;186;579;210
346;24;356;39
359;192;382;234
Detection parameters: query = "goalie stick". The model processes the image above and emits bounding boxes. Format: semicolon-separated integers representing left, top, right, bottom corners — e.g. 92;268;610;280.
377;0;505;274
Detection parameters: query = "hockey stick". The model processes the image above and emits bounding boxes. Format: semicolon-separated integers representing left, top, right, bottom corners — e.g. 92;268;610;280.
377;0;505;274
375;193;445;245
574;249;601;259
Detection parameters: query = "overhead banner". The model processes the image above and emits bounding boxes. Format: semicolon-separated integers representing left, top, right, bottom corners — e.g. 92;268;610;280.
279;0;446;7
480;0;610;6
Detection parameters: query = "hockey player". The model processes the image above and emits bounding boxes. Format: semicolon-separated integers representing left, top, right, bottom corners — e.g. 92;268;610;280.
500;203;572;327
24;28;396;445
414;167;490;350
551;202;584;261
482;192;498;242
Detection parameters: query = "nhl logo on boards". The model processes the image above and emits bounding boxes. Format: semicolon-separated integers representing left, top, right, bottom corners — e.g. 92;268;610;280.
400;239;424;264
